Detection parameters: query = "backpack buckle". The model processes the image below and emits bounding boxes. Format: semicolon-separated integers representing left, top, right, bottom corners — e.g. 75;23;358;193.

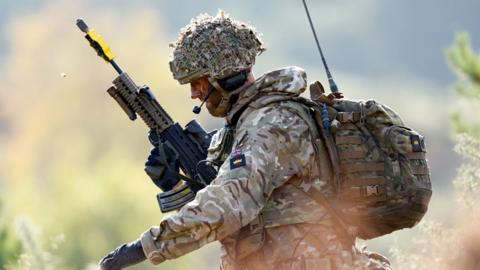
337;112;362;123
359;102;366;125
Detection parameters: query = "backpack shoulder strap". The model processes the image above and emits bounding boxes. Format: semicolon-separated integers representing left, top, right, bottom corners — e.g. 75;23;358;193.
233;93;295;126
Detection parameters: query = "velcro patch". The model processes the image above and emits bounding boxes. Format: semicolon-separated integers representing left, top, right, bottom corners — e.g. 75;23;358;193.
410;134;426;152
230;153;246;170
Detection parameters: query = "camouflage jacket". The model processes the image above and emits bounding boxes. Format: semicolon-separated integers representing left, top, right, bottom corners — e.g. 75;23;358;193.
140;67;390;270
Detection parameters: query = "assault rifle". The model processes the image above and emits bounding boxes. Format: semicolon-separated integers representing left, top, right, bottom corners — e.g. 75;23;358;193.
76;19;217;212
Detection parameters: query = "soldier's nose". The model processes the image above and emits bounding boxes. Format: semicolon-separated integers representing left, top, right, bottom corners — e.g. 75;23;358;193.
190;86;202;100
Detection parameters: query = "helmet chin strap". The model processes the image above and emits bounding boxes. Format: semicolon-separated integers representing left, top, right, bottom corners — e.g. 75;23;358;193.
194;71;250;116
207;77;233;117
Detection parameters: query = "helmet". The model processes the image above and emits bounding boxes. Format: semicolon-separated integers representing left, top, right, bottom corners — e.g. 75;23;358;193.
169;11;265;84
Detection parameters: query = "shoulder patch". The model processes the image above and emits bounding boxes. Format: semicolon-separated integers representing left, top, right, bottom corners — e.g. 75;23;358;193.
229;150;246;170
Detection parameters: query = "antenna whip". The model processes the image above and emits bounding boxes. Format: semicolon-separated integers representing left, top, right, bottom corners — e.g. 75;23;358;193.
302;0;338;93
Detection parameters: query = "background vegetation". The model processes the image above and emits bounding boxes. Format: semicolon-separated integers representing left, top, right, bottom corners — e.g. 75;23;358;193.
0;0;478;269
387;32;480;270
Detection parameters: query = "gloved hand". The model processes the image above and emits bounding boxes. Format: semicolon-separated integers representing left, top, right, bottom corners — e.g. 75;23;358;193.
98;239;146;270
145;129;180;191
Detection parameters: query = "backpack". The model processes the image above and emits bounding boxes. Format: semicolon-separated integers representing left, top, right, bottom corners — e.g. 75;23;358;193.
248;81;432;240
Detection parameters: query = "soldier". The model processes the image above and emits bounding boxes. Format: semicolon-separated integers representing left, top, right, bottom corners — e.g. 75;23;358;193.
98;11;391;270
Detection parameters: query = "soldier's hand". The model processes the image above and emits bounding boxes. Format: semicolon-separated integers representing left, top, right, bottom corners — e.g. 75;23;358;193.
98;239;146;270
145;130;180;191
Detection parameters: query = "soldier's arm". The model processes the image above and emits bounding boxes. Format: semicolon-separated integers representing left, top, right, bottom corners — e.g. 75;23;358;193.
140;104;315;265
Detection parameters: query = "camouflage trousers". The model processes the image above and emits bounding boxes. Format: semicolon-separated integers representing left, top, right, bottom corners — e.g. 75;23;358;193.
219;223;391;270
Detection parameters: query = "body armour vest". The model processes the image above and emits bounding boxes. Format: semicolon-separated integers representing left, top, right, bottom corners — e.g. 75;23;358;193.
206;66;337;261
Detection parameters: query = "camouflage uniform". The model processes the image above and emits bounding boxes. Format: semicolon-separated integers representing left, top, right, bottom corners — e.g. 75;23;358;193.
140;66;391;270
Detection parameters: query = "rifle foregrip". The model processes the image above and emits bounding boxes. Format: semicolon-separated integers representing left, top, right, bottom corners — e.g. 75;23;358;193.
107;86;137;121
112;73;174;132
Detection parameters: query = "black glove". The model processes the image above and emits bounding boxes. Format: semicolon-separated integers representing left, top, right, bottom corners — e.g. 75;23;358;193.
98;240;146;270
145;130;180;191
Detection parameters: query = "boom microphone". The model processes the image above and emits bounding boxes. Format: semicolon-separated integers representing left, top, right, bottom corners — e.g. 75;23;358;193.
192;86;215;114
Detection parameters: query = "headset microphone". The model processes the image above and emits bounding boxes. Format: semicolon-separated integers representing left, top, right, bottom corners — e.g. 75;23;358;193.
192;105;202;114
192;86;215;114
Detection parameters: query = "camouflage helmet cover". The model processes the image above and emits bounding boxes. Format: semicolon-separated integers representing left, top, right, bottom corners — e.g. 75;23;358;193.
169;11;266;84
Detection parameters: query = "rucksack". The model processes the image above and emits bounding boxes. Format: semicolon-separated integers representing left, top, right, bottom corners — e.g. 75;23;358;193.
324;98;431;239
248;81;432;240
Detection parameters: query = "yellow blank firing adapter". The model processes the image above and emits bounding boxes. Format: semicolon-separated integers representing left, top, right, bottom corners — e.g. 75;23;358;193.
76;18;115;62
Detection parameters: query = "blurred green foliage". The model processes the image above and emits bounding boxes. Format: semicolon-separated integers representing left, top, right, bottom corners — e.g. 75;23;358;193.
390;32;480;270
6;218;63;270
0;202;22;269
447;32;480;136
448;32;480;216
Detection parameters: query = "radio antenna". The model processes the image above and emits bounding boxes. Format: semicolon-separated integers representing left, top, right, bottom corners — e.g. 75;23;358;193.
302;0;338;93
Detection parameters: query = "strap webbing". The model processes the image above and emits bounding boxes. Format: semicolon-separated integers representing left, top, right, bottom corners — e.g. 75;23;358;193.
342;185;386;199
339;162;384;173
342;176;386;187
406;152;426;160
337;122;358;130
335;136;363;145
412;165;429;175
338;149;368;160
